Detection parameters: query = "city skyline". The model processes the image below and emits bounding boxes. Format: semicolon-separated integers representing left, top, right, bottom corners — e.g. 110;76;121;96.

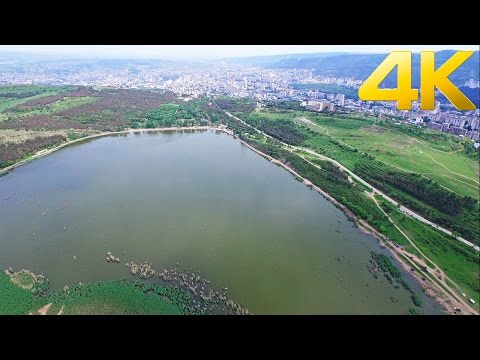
0;45;478;59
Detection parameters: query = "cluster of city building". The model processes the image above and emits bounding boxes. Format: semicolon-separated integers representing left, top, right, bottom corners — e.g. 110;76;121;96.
419;109;479;141
302;94;345;112
0;60;478;142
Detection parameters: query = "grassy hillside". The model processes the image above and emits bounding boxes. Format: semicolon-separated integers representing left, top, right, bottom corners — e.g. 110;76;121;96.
297;113;479;199
0;85;221;170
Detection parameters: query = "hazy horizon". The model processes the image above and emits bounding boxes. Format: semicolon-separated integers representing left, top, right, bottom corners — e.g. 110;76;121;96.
0;45;478;60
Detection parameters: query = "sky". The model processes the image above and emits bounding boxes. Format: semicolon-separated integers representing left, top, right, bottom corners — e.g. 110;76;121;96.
0;45;478;59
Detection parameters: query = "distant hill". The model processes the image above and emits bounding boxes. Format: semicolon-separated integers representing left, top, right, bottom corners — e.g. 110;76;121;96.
270;50;480;88
222;52;347;67
0;51;127;63
0;51;174;66
437;86;480;108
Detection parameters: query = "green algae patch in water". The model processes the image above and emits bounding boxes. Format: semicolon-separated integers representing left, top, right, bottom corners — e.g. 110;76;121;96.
44;280;195;315
367;252;424;314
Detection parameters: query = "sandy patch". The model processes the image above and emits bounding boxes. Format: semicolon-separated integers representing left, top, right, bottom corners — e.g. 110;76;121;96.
36;303;52;315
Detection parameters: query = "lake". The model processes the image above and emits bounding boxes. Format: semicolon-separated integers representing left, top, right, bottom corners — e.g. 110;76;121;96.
0;129;444;314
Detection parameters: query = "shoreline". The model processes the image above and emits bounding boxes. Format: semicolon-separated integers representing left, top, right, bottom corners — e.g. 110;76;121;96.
0;126;214;175
0;125;464;314
235;136;460;314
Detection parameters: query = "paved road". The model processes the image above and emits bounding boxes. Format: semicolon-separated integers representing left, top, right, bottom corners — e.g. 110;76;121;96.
225;111;480;252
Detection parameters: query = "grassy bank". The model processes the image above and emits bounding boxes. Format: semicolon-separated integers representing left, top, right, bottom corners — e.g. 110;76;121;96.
220;102;478;309
232;108;479;245
388;210;480;304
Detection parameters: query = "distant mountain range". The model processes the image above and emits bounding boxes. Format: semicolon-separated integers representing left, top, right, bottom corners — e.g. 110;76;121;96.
223;50;479;105
0;51;176;66
222;52;347;67
0;50;99;62
270;50;479;88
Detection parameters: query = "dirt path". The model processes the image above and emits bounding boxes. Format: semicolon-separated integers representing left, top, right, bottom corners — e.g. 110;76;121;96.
369;193;477;314
440;174;479;189
391;128;459;155
296;116;329;134
288;144;478;315
418;148;479;184
389;128;479;183
296;150;479;250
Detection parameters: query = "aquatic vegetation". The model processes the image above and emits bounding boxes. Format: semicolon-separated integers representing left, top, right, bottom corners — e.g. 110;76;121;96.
368;252;422;308
0;263;251;315
411;294;422;307
43;280;195;315
398;279;412;292
370;252;401;279
0;269;198;315
126;261;250;315
407;307;423;315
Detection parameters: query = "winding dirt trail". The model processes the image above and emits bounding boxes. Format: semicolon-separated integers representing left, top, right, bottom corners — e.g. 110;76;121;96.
369;193;477;315
418;148;479;184
389;128;479;183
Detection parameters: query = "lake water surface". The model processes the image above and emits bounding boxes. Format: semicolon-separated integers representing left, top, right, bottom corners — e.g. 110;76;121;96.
0;130;444;314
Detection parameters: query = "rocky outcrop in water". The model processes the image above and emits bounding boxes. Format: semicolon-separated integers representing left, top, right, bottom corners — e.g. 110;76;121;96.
124;260;250;315
5;267;49;295
106;252;120;263
125;261;155;279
